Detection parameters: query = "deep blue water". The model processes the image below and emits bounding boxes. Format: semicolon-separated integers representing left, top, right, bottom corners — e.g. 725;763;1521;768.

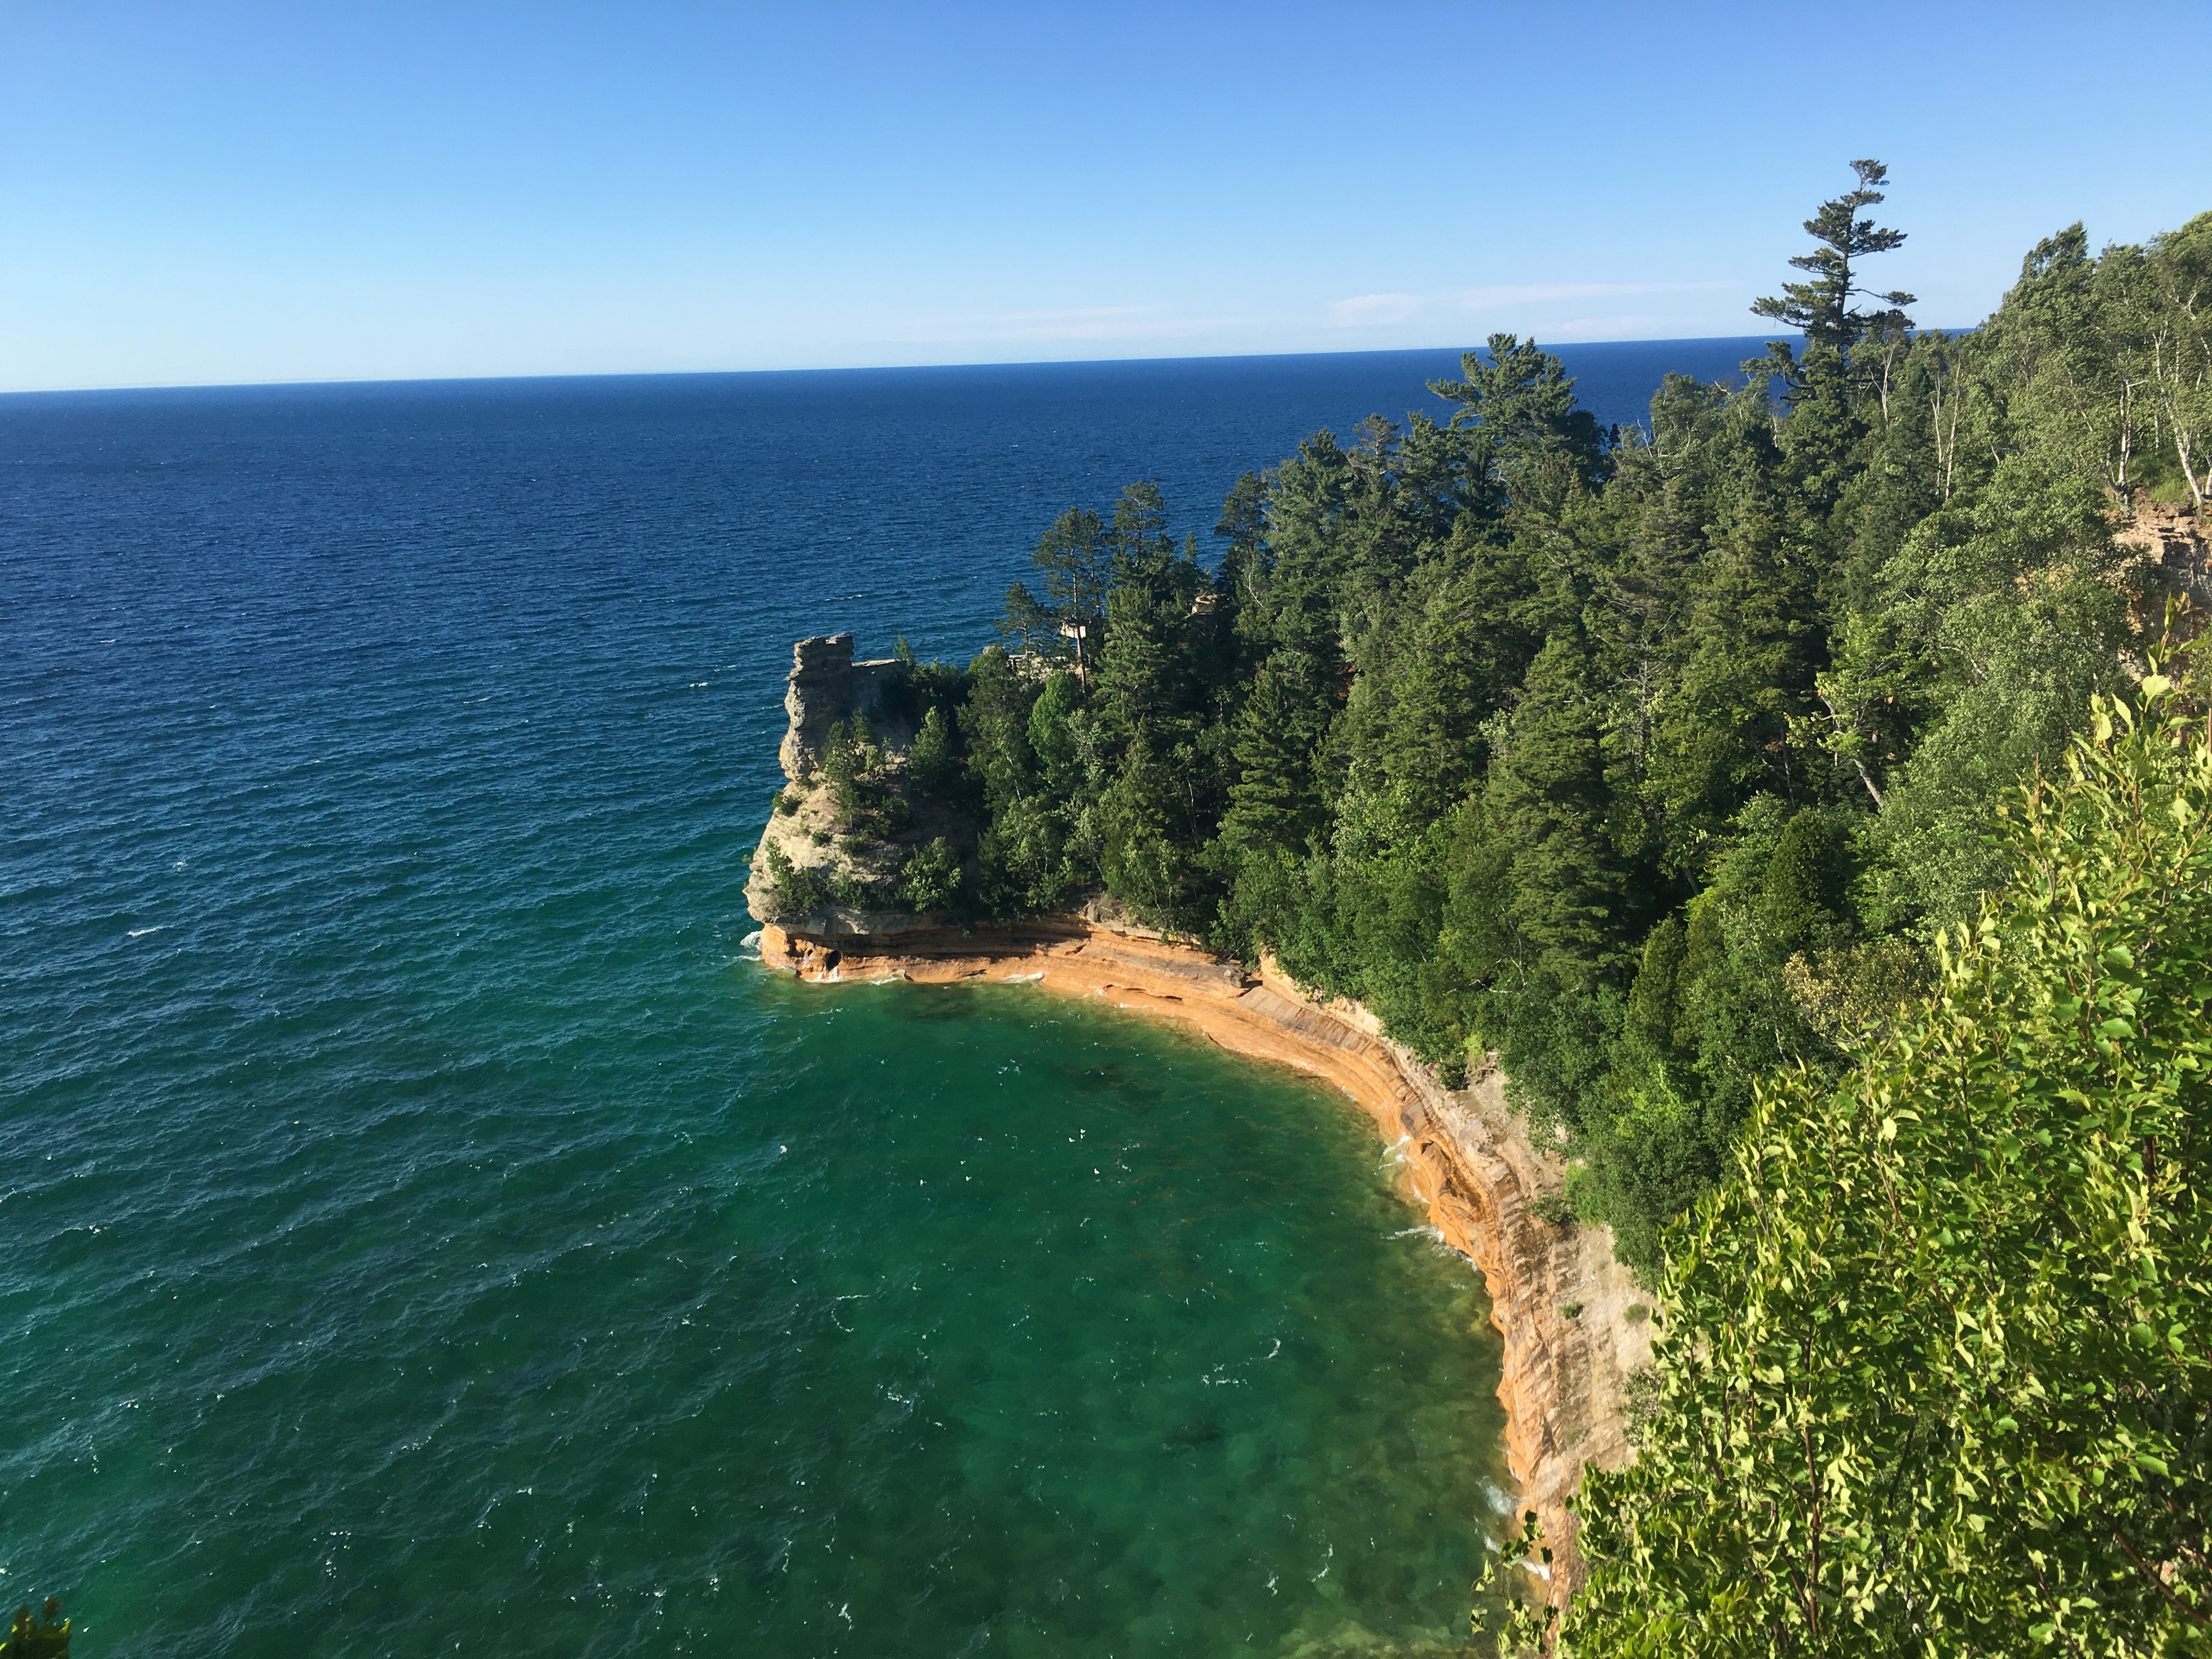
4;341;1773;1657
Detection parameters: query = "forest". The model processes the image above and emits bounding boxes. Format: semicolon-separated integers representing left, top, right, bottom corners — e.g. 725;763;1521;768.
772;161;2210;1270
759;162;2212;1651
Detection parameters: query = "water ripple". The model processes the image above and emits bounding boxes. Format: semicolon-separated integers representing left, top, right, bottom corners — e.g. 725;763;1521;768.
0;352;1761;1656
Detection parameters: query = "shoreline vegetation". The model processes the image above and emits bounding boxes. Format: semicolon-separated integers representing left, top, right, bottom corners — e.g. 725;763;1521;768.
750;163;2212;1651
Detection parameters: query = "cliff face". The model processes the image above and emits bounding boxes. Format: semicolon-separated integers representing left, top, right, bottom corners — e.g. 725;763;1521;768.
2119;497;2210;622
747;634;964;939
747;906;1647;1602
777;633;912;778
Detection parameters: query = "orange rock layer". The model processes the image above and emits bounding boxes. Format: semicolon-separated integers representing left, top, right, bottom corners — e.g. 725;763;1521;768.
755;912;1649;1600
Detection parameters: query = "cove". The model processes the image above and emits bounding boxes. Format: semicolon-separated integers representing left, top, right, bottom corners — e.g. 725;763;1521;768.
725;973;1514;1656
5;947;1511;1659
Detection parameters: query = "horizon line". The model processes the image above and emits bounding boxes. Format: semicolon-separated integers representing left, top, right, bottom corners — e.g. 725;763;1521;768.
0;329;1855;401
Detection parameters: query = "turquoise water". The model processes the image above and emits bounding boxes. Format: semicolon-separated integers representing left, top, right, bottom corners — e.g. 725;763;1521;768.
10;955;1509;1655
0;356;1643;1655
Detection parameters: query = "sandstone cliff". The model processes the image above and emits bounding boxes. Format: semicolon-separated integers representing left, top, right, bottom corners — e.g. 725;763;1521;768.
2119;495;2210;623
746;634;968;939
777;633;913;777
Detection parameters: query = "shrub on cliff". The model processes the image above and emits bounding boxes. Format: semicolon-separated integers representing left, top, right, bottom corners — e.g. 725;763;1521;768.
761;843;832;918
1542;666;2212;1656
820;714;910;840
898;835;962;914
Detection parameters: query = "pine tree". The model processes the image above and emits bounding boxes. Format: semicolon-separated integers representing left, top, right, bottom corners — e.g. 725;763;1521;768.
1486;625;1628;989
1094;491;1203;740
1430;332;1610;494
1219;653;1327;857
1012;505;1110;681
1643;460;1823;866
1757;805;1851;957
1751;159;1915;360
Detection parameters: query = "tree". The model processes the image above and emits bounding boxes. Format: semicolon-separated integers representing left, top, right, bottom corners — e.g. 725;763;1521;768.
1003;506;1110;681
1756;806;1852;958
1641;462;1821;871
1555;670;2212;1658
2134;213;2212;508
1214;468;1271;610
1752;159;1917;361
898;836;962;913
1218;652;1327;859
1092;508;1203;740
1431;332;1610;495
907;703;959;795
1485;625;1629;990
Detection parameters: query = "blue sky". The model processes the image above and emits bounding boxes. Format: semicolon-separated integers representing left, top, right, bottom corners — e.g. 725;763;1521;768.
2;1;2202;391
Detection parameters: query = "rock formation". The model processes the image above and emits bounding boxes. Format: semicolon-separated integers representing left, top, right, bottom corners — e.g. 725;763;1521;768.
745;634;962;939
777;633;912;778
2119;496;2210;620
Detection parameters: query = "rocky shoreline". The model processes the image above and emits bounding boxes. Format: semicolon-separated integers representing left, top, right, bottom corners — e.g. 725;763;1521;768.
752;907;1648;1601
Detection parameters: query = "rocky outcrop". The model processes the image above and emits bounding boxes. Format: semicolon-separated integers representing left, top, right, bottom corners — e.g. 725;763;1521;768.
2120;498;2210;620
747;635;966;938
778;633;912;778
749;911;1648;1602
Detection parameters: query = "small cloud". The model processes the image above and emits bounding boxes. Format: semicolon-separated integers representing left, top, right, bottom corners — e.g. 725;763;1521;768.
1543;314;1671;340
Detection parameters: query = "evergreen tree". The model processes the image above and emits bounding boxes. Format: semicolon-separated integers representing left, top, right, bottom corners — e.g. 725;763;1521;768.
1642;458;1822;868
1756;805;1851;957
1003;505;1110;680
1485;625;1628;990
1751;158;1916;360
1431;332;1609;496
1218;652;1327;859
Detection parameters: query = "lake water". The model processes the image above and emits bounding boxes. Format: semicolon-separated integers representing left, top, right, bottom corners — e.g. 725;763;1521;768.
2;340;1775;1656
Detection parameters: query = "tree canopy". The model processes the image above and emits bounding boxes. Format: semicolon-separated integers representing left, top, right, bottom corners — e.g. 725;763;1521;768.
764;162;2212;1654
788;163;2208;1288
1534;663;2212;1657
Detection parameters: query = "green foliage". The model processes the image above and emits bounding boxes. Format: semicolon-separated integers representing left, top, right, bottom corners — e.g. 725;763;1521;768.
3;1599;71;1658
907;704;959;797
820;714;911;841
1751;158;1915;358
762;841;831;918
1481;625;1629;990
1431;331;1611;496
1474;1511;1560;1652
1001;504;1111;676
881;170;2205;1270
819;713;877;813
1560;667;2212;1656
898;835;963;915
1758;806;1852;957
1218;651;1329;860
